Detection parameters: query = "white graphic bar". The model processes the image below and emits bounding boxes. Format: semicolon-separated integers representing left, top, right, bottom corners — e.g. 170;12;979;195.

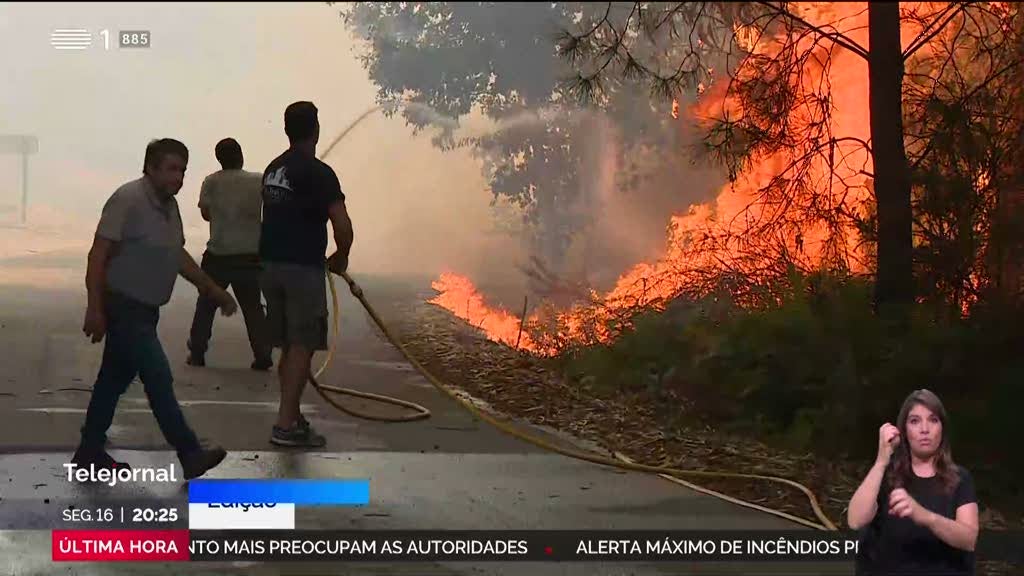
50;29;92;49
188;503;295;530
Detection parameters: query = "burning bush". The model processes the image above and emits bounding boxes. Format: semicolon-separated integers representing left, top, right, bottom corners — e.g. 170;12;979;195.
555;269;1024;482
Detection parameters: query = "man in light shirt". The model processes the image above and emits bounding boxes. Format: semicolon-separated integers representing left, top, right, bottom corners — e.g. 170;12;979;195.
186;138;273;371
78;138;233;478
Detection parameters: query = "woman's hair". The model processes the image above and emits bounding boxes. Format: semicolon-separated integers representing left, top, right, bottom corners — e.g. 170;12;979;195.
889;388;961;494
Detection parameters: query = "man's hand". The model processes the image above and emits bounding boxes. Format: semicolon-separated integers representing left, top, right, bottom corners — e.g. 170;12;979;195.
83;304;107;343
180;248;236;316
889;488;929;525
211;287;238;317
84;236;114;344
327;251;348;276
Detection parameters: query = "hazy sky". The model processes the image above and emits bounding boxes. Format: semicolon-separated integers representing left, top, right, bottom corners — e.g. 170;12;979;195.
0;2;524;281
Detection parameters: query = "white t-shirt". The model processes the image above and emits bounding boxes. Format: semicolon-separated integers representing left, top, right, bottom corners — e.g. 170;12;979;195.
198;169;263;255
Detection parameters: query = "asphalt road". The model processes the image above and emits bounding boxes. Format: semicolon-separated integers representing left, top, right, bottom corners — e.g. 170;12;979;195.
0;247;853;575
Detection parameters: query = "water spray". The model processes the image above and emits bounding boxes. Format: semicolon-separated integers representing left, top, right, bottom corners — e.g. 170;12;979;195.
319;99;458;161
319;105;385;161
319;99;579;163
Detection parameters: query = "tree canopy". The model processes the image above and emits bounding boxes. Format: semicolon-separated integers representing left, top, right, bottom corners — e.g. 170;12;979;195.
340;2;703;286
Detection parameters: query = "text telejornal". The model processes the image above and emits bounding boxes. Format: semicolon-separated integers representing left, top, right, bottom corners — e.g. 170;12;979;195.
63;463;178;487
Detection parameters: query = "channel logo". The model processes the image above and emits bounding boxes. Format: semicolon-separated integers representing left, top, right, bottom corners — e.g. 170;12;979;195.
50;29;92;50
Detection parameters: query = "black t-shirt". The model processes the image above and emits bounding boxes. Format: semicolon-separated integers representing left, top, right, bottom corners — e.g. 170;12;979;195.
856;466;977;576
258;149;345;268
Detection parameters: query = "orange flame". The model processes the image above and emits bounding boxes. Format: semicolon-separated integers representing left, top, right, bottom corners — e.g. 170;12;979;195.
429;3;955;353
428;272;541;352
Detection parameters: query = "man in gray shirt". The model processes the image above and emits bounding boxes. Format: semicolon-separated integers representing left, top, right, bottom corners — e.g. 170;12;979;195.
77;138;236;479
186;138;272;370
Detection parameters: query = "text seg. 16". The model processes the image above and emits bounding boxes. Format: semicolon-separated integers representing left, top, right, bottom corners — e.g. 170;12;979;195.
63;508;115;523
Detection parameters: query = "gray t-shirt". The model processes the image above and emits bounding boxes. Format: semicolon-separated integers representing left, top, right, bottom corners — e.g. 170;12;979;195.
198;169;263;255
95;177;184;307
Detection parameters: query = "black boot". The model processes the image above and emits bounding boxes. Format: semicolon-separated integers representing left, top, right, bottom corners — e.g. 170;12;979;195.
186;340;205;367
179;445;227;480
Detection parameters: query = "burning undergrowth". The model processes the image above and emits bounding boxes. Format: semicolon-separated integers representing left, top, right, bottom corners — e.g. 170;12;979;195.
412;270;1024;533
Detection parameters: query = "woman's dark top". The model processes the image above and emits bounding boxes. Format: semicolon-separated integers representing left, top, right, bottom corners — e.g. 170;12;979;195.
855;465;976;576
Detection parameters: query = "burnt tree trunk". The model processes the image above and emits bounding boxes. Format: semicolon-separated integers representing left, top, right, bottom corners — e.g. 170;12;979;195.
868;2;915;311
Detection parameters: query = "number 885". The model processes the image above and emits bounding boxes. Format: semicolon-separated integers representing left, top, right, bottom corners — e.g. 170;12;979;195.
121;32;148;46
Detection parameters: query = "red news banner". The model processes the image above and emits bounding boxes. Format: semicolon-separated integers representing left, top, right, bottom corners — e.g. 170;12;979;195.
52;530;189;562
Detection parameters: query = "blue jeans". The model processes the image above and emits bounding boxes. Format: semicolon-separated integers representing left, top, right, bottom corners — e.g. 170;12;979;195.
79;291;200;456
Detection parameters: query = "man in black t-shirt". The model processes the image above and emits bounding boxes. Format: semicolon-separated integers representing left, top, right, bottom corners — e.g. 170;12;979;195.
259;101;354;448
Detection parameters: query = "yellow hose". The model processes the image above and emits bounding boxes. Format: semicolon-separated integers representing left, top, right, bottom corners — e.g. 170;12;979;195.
308;268;430;422
306;270;839;532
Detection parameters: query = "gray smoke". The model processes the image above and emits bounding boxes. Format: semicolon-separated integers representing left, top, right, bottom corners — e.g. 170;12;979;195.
390;96;728;295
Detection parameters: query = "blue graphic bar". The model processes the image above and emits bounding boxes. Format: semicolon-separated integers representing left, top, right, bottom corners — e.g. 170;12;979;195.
188;479;369;506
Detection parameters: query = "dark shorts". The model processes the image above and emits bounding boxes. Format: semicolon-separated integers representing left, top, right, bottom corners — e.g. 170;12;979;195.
260;261;328;351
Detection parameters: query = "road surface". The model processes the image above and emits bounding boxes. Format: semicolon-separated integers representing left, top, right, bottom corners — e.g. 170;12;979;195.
0;247;852;575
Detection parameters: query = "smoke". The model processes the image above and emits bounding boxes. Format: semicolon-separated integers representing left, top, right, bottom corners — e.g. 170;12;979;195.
330;2;739;299
0;3;534;296
0;2;727;307
316;102;530;294
402;102;461;131
399;101;587;141
376;95;728;297
558;111;725;293
485;107;583;134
